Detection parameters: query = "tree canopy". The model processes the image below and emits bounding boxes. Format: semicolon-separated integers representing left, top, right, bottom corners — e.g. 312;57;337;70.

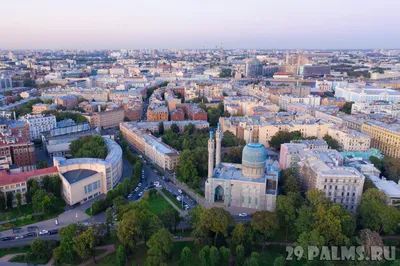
70;135;108;159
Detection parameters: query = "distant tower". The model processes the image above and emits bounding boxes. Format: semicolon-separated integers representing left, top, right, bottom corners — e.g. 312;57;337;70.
208;130;215;178
215;122;223;166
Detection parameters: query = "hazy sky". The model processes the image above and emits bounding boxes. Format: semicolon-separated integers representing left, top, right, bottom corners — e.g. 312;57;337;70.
1;0;399;49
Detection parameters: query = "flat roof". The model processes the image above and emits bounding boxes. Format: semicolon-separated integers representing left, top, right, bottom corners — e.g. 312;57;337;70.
63;169;98;184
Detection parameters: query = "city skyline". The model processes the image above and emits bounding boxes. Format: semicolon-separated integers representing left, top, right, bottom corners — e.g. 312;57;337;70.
1;0;400;50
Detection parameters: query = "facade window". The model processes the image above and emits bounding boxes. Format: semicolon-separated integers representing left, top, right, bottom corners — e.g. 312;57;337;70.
255;198;258;205
242;196;244;203
248;197;251;204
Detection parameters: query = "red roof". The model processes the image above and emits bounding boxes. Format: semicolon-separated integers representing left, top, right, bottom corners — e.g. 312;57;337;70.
0;166;58;186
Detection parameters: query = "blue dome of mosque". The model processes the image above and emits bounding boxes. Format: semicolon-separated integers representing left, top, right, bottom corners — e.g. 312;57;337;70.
242;142;267;168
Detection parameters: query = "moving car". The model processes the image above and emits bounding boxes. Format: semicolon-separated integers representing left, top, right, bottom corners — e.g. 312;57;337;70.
15;235;24;240
39;229;48;235
48;229;58;235
238;213;248;217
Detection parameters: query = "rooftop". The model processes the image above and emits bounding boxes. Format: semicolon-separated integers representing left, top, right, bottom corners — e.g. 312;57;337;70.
62;169;99;184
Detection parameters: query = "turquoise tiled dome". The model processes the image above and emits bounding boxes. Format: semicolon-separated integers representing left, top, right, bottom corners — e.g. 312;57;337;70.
242;142;267;168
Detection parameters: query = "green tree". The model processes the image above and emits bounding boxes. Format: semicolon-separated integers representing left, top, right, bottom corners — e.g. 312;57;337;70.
209;246;220;266
251;211;279;251
0;191;5;212
180;246;192;266
323;134;341;150
37;160;48;169
176;150;198;184
268;131;302;151
117;210;139;251
273;256;286;266
199;207;236;246
158;207;181;232
359;188;400;234
369;156;384;173
105;208;113;238
25;179;40;204
58;223;78;263
219;68;232;78
6;191;13;209
279;169;300;195
146;228;174;266
199;246;210;266
244;252;260;266
340;102;354;114
276;195;296;241
30;238;48;261
171;123;180;134
230;223;253;250
16;193;22;216
219;246;231;266
234;245;245;266
74;226;99;264
159;121;165;135
116;245;127;266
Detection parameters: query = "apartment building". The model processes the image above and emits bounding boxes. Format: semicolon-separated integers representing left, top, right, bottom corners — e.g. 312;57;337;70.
84;108;124;129
120;123;180;170
280;144;365;213
0;167;59;207
32;103;54;114
147;106;169;122
20;114;57;140
361;120;400;158
55;95;79;109
279;95;321;111
328;125;371;152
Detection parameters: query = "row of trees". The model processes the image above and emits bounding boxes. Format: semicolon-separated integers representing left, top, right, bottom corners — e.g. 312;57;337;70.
70;135;108;159
41;110;88;123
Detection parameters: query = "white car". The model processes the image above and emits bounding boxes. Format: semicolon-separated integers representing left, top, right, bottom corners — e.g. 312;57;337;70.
178;189;183;194
15;235;24;240
39;230;48;235
135;187;139;192
176;196;182;201
238;213;248;217
138;183;142;187
138;192;143;197
184;205;190;210
128;194;133;198
154;181;160;186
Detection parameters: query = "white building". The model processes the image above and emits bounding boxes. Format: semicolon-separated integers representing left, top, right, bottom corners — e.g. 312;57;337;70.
279;95;321;111
21;114;57;140
335;85;400;103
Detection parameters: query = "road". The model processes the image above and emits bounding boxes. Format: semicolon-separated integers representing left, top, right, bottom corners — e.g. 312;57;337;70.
0;234;60;248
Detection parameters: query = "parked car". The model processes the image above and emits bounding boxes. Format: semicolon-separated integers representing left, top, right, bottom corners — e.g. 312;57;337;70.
134;187;139;192
176;196;182;202
173;236;182;239
128;194;133;198
24;232;37;237
138;192;143;197
178;189;183;194
138;183;142;187
1;237;13;241
238;213;248;217
184;204;190;210
15;235;24;240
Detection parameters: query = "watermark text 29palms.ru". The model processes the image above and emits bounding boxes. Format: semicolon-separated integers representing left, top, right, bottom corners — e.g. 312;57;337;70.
286;246;396;261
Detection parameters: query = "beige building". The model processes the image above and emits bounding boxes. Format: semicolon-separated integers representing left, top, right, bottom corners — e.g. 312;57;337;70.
361;120;400;158
54;137;123;205
120;123;180;170
84;108;125;129
32;103;52;114
328;125;371;152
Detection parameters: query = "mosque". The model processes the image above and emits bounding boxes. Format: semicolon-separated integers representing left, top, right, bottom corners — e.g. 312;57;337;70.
205;123;279;211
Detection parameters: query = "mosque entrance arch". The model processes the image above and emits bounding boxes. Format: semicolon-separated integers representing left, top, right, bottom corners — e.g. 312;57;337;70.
215;185;225;202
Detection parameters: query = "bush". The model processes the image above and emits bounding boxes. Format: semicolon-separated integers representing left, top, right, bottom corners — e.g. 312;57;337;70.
148;189;158;199
91;198;109;215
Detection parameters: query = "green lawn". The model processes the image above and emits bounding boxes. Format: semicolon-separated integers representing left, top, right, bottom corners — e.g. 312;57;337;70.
85;207;92;216
147;194;173;214
161;188;184;210
0;198;66;232
0;246;30;258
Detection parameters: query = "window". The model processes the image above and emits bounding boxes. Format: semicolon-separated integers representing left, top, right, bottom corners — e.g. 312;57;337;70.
255;198;258;205
242;196;244;203
248;197;251;204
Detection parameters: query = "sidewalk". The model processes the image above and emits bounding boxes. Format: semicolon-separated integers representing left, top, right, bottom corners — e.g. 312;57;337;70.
0;208;90;237
77;244;116;266
157;188;187;216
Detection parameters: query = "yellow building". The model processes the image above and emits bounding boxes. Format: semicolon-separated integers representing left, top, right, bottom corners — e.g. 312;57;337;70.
361;121;400;158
